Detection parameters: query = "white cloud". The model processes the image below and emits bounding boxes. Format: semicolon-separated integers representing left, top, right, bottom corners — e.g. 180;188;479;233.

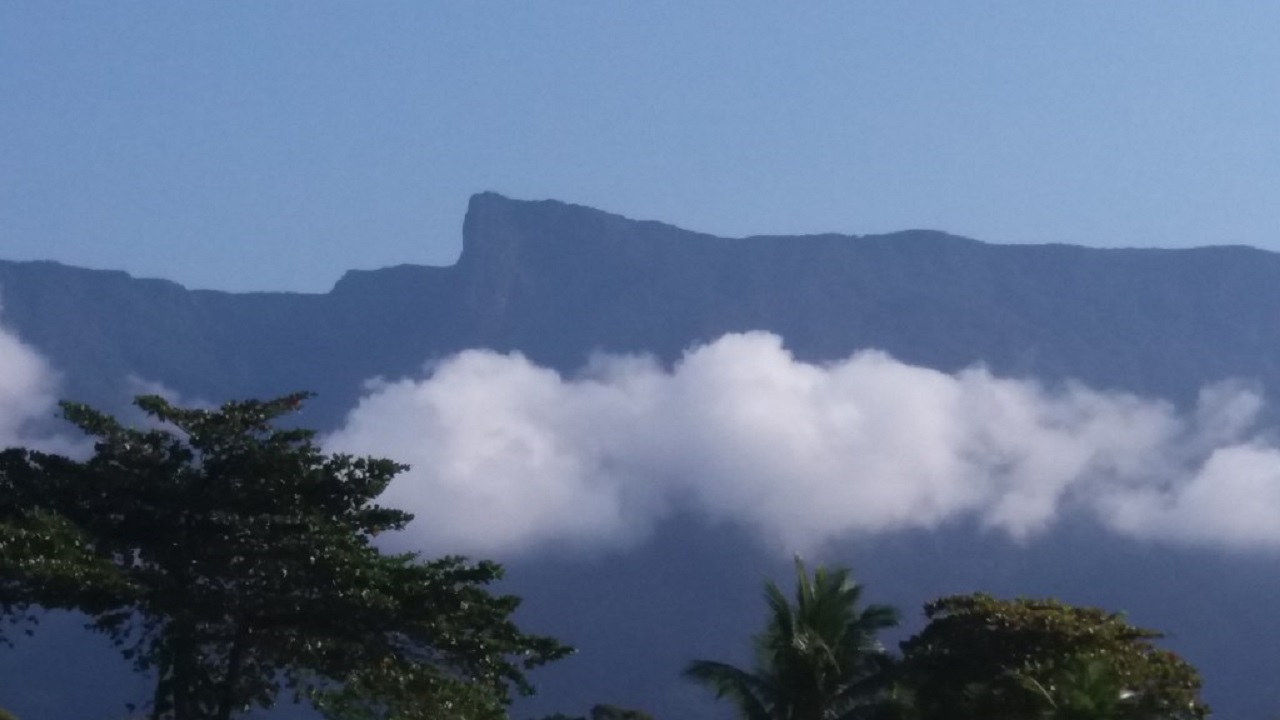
1097;443;1280;550
0;316;63;452
120;375;215;430
325;332;1280;557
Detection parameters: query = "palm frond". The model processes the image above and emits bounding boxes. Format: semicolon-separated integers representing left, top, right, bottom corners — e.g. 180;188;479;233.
683;660;774;720
686;557;900;720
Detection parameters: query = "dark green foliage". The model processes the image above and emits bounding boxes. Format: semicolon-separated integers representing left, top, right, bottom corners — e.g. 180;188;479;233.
587;704;654;720
684;557;899;720
898;593;1208;720
536;703;654;720
1016;655;1147;720
0;472;133;643
0;393;571;720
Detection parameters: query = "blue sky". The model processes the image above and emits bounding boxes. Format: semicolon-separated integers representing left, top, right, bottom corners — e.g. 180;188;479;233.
4;2;1279;292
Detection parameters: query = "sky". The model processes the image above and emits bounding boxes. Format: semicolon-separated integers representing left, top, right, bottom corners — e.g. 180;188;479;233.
4;2;1280;293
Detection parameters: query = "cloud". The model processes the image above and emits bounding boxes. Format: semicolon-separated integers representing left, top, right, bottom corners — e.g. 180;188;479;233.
119;375;215;430
325;332;1280;557
0;319;218;457
0;316;64;452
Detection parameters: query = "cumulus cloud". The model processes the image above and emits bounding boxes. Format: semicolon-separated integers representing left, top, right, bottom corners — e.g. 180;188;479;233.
325;332;1280;557
0;316;65;452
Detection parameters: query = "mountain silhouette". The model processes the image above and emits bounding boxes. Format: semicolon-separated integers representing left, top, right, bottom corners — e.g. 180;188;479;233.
3;193;1280;719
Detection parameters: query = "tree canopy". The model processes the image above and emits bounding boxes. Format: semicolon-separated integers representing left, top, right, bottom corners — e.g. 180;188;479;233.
897;593;1208;720
0;393;571;720
684;557;899;720
538;703;655;720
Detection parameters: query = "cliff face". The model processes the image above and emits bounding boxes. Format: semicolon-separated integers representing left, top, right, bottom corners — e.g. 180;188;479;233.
5;193;1280;719
450;194;1280;404
7;192;1280;412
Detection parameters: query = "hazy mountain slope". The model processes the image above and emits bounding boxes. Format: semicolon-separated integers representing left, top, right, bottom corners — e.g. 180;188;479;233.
7;192;1280;413
3;193;1280;719
452;193;1280;402
10;192;1280;413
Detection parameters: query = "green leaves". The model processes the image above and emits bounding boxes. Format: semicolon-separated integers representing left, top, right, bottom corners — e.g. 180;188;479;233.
898;594;1208;720
685;571;1209;720
0;393;570;720
536;703;656;720
685;557;899;720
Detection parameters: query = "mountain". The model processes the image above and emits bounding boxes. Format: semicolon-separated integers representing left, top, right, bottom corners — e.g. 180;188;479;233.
3;193;1280;719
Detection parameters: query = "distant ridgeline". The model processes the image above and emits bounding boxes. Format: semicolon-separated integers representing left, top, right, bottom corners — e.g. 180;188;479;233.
5;193;1280;420
4;193;1280;719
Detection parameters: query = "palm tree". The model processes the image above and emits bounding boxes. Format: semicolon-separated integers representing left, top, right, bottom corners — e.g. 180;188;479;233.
684;557;899;720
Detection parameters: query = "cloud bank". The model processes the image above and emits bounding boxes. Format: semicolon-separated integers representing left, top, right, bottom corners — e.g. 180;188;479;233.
5;316;1279;557
325;332;1280;557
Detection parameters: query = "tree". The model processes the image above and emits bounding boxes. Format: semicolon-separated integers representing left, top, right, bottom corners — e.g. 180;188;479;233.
897;594;1208;720
587;704;654;720
537;703;655;720
684;557;899;720
0;393;571;720
1016;655;1146;720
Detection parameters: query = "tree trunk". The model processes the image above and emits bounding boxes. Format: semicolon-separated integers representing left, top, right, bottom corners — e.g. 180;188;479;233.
215;623;248;720
166;624;199;720
149;656;169;720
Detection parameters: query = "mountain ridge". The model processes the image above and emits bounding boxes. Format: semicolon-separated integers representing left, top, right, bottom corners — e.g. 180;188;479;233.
5;193;1280;718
